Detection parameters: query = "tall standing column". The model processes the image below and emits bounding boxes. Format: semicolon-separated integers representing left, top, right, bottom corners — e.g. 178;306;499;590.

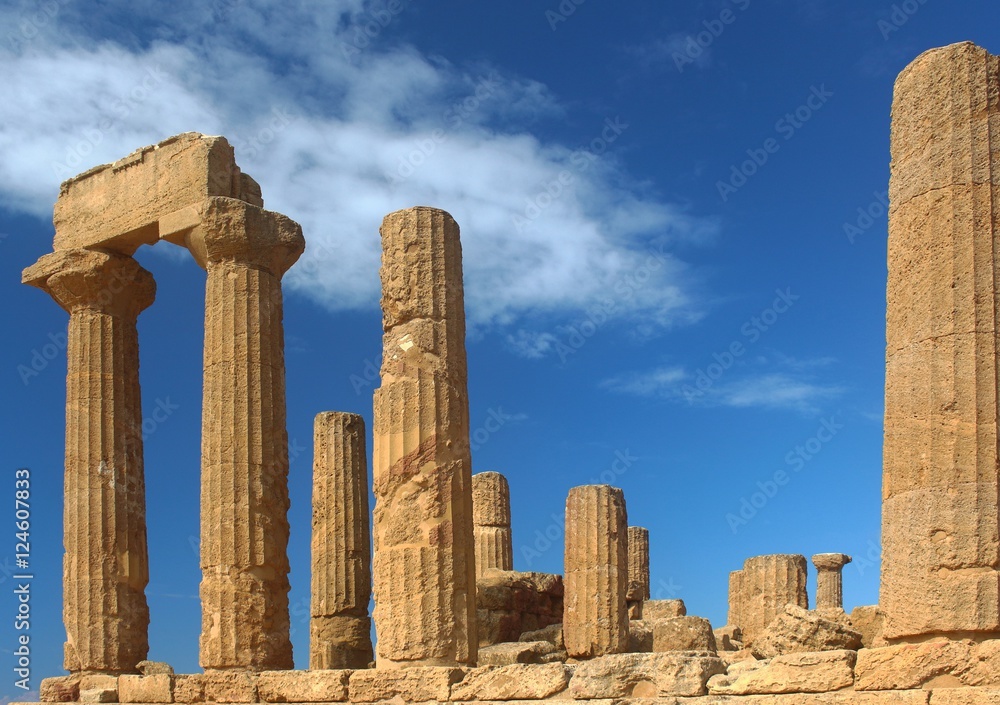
812;553;851;612
738;554;808;645
310;412;373;670
185;196;304;670
23;249;155;674
563;485;628;658
626;526;650;620
372;207;478;668
882;42;1000;642
472;472;513;578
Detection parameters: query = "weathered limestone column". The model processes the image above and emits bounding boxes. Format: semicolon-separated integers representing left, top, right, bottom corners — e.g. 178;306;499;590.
372;207;478;668
563;485;628;658
626;526;650;620
812;553;851;612
727;570;745;630
472;471;513;578
185;196;304;670
739;554;808;644
310;412;373;669
882;41;1000;642
23;249;155;674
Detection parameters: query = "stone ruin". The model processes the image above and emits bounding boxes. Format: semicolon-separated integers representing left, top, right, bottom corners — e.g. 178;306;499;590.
17;40;1000;704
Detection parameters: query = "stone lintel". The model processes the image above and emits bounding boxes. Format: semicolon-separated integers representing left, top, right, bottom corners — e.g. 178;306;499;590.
52;132;262;255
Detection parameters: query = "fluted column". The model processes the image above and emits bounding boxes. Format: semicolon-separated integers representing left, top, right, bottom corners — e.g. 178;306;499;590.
310;412;373;670
563;485;628;658
739;554;808;645
626;526;649;620
184;196;304;670
472;471;513;578
882;41;1000;642
812;553;851;612
372;207;478;668
23;249;155;674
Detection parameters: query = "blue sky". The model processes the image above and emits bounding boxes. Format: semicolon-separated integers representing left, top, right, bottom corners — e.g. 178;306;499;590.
2;0;998;696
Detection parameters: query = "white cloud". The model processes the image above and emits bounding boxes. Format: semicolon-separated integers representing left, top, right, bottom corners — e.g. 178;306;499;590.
1;0;716;333
601;366;688;396
602;356;843;414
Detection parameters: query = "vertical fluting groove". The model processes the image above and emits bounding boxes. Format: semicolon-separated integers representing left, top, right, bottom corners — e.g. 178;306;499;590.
22;249;155;674
563;485;628;658
310;412;373;670
372;207;477;667
737;554;807;645
882;42;1000;641
472;472;513;577
626;526;650;608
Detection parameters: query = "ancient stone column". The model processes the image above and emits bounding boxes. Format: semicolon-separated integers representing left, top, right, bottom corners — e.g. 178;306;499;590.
738;554;808;644
812;553;851;612
22;249;155;674
472;471;513;578
882;41;1000;642
626;526;650;620
727;570;745;630
310;412;373;670
185;196;304;670
372;207;478;668
563;485;628;658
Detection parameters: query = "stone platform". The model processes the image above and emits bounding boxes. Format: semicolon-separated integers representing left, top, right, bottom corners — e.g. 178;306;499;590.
30;644;1000;704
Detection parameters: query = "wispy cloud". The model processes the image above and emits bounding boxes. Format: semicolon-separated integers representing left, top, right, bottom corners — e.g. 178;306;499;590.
601;366;687;396
715;373;841;413
0;0;717;335
601;354;843;414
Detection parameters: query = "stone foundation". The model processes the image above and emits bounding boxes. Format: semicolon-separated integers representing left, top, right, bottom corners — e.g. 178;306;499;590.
31;647;1000;702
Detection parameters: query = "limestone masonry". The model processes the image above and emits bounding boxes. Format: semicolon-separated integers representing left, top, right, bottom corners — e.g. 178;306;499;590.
20;40;1000;705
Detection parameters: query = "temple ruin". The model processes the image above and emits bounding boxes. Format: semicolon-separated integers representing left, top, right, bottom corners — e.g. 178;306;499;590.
20;39;1000;705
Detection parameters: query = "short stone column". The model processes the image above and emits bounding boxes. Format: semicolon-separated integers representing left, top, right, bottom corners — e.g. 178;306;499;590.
812;553;851;612
626;526;650;620
372;207;478;667
311;412;373;669
185;196;304;670
23;249;155;674
882;41;1000;642
563;485;628;658
472;472;513;578
739;554;808;644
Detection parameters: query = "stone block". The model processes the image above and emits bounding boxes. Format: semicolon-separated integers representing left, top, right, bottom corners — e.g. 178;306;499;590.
451;664;569;700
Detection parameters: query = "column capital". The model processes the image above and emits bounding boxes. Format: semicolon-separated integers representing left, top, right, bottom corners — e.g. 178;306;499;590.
186;197;304;276
22;248;155;319
812;553;852;572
